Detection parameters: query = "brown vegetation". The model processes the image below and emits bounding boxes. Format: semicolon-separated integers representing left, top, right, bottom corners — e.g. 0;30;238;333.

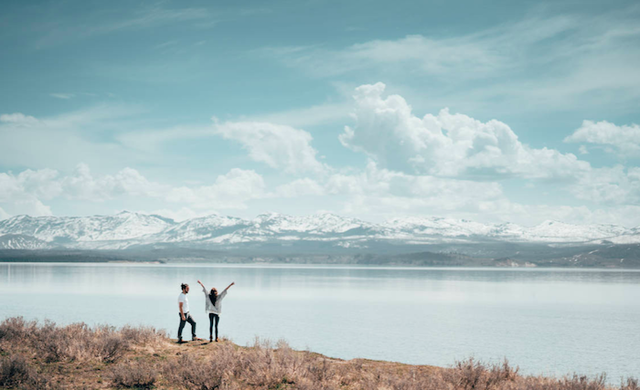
0;316;637;389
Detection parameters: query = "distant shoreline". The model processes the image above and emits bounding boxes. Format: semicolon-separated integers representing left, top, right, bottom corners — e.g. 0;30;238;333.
2;259;640;271
2;240;640;268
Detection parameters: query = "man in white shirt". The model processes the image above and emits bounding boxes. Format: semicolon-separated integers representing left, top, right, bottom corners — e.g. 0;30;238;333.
177;283;197;342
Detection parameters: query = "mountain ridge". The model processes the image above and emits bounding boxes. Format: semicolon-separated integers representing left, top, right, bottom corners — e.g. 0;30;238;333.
0;211;639;250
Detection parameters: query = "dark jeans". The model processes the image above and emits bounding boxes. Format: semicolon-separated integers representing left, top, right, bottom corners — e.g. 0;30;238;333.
178;312;196;340
209;313;220;339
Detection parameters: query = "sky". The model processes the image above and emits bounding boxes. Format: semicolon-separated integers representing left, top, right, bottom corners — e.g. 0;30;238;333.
1;0;640;226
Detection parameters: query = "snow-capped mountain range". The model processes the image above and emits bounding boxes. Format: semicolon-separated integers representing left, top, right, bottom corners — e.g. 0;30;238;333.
0;211;638;250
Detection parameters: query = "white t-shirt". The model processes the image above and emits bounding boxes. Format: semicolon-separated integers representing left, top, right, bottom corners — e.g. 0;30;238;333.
178;292;190;313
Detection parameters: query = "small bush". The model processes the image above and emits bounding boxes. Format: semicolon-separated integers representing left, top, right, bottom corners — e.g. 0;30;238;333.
0;354;47;389
622;378;639;390
559;373;607;390
120;325;168;345
111;361;158;389
1;318;162;364
164;354;228;390
0;317;37;342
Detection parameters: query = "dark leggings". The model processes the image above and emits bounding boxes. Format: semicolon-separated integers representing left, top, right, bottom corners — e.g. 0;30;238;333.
209;313;220;339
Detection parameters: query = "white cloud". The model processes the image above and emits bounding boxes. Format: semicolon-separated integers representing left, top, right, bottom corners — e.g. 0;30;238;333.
214;121;327;175
166;168;265;210
0;113;39;125
0;206;9;220
0;106;142;170
323;163;640;226
262;10;640;112
275;178;325;198
50;93;75;100
569;165;640;204
324;160;507;220
262;15;582;79
61;163;166;201
250;102;351;128
565;120;640;156
0;171;53;217
0;164;269;219
340;83;590;179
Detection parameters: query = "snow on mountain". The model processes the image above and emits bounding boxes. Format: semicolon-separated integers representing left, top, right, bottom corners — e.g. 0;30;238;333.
0;211;637;249
383;216;492;238
517;220;629;242
247;212;382;237
153;214;251;243
0;211;175;245
0;234;57;249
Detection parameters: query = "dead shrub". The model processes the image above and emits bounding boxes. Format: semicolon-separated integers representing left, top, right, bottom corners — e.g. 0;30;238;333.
111;360;158;389
0;354;48;389
164;354;229;390
120;325;167;345
9;319;135;363
442;358;520;390
559;374;608;390
622;378;639;390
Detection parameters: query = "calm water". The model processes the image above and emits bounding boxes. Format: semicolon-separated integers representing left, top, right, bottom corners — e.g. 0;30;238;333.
1;263;639;381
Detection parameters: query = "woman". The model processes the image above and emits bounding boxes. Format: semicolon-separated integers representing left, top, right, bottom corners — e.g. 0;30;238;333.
197;279;235;342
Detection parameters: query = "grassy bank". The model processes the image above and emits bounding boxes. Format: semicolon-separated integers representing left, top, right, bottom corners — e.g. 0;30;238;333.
0;317;637;390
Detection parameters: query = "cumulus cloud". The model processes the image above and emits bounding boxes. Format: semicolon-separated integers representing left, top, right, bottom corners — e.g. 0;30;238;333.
324;160;506;218
61;163;166;201
340;83;591;179
323;163;640;226
275;178;325;198
565;120;640;156
569;165;640;204
0;113;39;125
214;121;327;175
0;171;54;217
0;165;269;219
166;168;265;210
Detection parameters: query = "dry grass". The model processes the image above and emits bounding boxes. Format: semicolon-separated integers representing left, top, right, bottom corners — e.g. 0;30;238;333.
0;316;637;390
111;360;158;389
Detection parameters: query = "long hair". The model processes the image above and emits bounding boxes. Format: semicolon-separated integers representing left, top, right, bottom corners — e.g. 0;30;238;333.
209;288;218;307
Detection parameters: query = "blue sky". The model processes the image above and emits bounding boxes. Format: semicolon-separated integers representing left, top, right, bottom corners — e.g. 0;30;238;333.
1;0;640;226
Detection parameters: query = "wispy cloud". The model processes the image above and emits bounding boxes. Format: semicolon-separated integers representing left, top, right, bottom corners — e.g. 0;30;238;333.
0;105;144;169
259;7;640;111
50;93;74;100
35;4;214;48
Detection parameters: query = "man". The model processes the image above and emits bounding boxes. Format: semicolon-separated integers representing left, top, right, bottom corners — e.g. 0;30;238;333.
177;283;198;343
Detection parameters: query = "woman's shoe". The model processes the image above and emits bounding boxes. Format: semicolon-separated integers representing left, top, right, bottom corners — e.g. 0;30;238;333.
209;336;213;343
215;337;219;342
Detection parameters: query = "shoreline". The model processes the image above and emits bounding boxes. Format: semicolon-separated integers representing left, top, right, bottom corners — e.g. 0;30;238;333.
2;259;640;270
0;317;636;389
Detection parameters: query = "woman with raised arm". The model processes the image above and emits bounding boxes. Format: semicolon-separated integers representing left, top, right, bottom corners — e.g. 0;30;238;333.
197;279;235;342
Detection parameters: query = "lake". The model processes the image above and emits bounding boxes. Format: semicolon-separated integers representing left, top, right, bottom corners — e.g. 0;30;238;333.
1;263;638;381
